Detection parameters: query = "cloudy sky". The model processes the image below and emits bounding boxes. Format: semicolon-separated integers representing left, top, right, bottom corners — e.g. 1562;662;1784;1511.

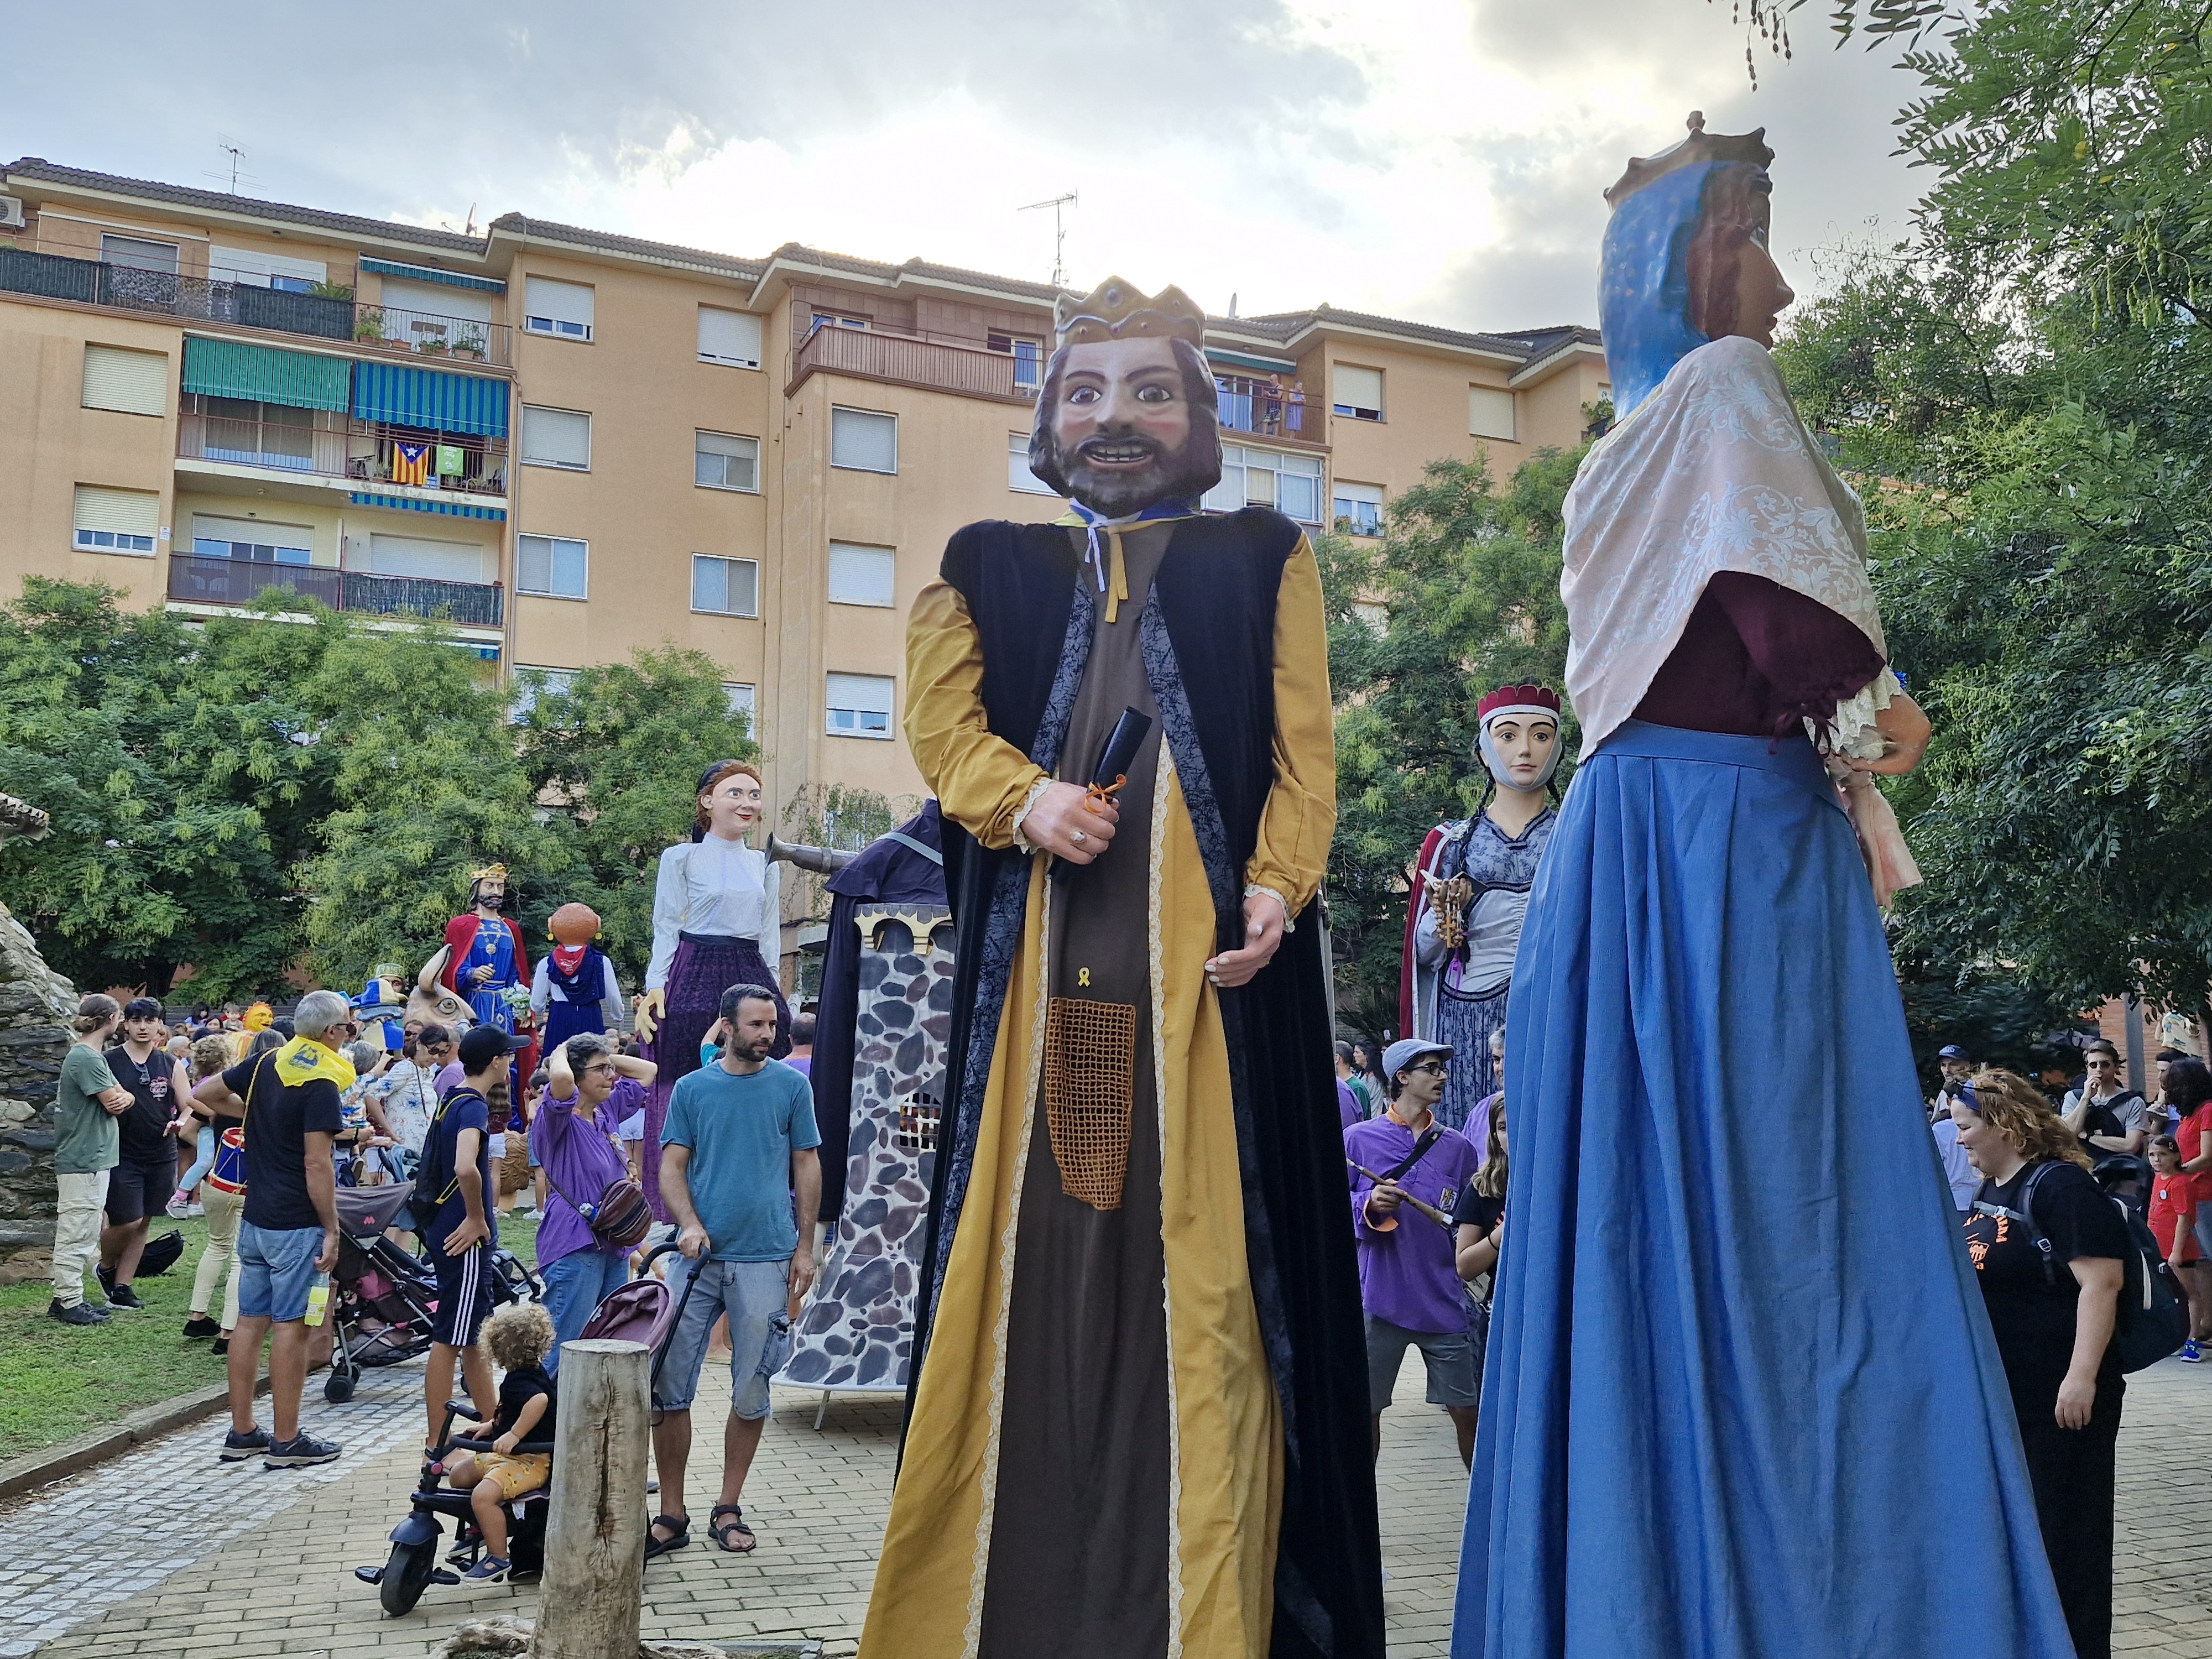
4;1;1932;332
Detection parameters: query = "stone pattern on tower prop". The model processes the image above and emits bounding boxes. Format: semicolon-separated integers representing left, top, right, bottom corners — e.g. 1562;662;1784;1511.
0;900;80;1276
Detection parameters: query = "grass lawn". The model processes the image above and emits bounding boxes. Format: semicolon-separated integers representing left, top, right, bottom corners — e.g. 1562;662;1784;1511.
0;1207;546;1458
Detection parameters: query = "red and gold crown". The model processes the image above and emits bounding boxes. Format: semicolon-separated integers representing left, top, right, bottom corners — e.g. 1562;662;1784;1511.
1477;684;1562;724
1053;276;1207;350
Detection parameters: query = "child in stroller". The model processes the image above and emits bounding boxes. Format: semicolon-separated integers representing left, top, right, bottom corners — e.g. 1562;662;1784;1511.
439;1302;556;1583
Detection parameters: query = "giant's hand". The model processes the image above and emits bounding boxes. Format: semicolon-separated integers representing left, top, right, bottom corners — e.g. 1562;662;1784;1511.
1022;780;1119;865
1848;691;1931;776
633;988;665;1046
1205;890;1288;990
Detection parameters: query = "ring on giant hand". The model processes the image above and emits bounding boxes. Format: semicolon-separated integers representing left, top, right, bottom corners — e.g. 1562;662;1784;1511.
1071;830;1087;844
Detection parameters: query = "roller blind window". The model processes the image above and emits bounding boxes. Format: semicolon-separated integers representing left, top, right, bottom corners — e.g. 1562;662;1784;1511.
74;484;159;555
517;533;588;598
696;431;759;492
82;344;169;416
831;406;898;473
1469;387;1517;442
521;405;591;471
1333;365;1384;421
192;512;312;565
698;307;763;369
827;672;895;738
828;543;896;608
691;554;760;617
523;277;594;341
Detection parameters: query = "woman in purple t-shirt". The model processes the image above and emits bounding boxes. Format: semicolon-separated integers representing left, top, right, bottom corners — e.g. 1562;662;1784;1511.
534;1033;658;1371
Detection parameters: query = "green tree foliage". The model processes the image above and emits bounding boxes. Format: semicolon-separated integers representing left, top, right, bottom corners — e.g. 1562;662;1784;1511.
515;649;760;987
1321;448;1584;1044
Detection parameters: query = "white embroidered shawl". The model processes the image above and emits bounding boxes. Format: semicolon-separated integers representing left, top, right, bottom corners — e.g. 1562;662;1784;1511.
1561;334;1921;901
1562;333;1885;752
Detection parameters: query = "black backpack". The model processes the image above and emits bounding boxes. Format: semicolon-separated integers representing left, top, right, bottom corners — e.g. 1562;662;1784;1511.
1978;1161;2186;1374
405;1086;484;1236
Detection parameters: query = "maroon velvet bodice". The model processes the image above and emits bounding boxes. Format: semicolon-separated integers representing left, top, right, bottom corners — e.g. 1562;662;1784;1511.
1632;572;1884;740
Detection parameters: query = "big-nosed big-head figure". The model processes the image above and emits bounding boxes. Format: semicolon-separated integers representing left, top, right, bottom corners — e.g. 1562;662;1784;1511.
1026;276;1223;518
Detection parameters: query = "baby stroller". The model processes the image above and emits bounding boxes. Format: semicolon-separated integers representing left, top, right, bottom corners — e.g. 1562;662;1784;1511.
323;1181;544;1404
356;1244;694;1615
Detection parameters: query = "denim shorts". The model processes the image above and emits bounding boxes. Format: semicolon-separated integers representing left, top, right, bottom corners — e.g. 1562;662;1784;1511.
652;1256;791;1421
237;1221;325;1323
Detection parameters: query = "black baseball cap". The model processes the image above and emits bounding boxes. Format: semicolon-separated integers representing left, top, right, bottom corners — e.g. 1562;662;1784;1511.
456;1025;530;1071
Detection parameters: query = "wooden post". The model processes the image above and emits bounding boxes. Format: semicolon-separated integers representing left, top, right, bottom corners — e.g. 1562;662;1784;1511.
538;1337;650;1659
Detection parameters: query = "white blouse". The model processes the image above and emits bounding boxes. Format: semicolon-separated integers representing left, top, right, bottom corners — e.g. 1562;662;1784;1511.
645;836;781;992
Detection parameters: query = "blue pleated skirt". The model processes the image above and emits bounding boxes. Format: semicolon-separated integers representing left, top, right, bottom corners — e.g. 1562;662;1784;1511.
1454;722;2072;1659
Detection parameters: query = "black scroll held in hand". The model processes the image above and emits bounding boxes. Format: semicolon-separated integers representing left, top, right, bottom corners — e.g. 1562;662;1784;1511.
1049;706;1153;883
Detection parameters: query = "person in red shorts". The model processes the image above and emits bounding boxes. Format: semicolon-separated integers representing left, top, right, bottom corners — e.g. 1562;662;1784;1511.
2148;1134;2205;1361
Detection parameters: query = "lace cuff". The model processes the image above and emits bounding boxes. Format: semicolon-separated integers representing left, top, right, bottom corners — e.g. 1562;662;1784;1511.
1010;778;1055;855
1244;883;1294;934
1811;669;1897;760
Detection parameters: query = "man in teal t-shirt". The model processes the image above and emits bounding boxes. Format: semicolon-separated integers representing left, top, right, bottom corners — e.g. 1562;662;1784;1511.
54;998;132;1323
650;983;821;1558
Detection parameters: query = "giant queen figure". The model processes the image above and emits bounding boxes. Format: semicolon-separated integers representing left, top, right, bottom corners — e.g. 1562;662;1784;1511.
1453;118;2075;1658
861;279;1384;1659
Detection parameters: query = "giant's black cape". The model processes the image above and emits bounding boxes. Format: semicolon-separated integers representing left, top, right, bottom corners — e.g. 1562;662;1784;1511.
906;510;1385;1659
810;802;947;1225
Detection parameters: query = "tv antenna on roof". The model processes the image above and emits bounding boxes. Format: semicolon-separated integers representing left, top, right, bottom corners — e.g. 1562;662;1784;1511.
206;139;250;195
1020;191;1078;292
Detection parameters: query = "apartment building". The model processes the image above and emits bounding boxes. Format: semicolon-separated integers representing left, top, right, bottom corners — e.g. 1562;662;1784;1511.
0;155;1610;838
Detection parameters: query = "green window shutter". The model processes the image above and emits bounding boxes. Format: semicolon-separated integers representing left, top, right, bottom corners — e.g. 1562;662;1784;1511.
180;338;351;411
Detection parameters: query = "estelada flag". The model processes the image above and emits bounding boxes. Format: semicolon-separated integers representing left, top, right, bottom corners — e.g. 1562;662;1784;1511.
392;441;431;486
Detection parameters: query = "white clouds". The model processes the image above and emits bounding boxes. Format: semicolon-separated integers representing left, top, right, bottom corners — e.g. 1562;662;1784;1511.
3;0;1931;332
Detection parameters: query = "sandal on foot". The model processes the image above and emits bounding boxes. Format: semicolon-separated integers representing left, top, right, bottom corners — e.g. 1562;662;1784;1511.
645;1513;690;1559
709;1504;755;1553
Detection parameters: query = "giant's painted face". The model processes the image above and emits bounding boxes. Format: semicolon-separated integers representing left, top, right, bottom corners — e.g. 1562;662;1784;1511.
1030;335;1222;518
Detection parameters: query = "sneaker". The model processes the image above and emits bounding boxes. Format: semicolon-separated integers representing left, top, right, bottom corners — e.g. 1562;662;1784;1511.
47;1299;107;1326
2184;1340;2204;1364
187;1202;205;1217
106;1283;145;1310
210;1337;229;1357
462;1555;510;1583
264;1433;342;1469
95;1264;115;1297
182;1316;221;1339
165;1193;190;1220
218;1427;271;1462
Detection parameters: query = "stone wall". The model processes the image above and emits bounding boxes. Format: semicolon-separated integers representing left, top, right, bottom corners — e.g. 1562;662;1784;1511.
0;904;77;1272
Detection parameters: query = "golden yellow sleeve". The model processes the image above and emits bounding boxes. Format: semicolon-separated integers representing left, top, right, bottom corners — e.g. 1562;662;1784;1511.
1246;538;1336;916
904;578;1048;851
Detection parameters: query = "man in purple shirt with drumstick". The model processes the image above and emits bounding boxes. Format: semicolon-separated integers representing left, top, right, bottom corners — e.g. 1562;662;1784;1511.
1347;1037;1483;1468
535;1033;658;1371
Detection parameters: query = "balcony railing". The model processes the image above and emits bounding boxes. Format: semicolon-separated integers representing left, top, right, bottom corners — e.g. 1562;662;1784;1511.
1214;375;1310;439
0;248;511;366
792;322;1028;402
178;410;509;498
165;554;504;627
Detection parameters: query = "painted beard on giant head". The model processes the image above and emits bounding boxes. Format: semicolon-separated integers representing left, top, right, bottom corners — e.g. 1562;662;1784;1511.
1028;333;1223;519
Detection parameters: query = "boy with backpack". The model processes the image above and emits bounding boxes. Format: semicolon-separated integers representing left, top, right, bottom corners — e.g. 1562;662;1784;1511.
2149;1134;2205;1361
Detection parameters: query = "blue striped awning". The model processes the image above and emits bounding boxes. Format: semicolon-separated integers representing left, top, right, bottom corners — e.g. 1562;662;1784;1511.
351;362;509;438
349;492;507;522
359;257;506;295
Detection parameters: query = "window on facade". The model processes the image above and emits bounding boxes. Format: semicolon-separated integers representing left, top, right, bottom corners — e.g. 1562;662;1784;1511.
1333;364;1384;421
828;543;896;608
191;512;312;566
100;234;180;274
193;395;317;468
1009;432;1055;495
362;531;487;583
827;671;895;738
812;309;869;331
517;533;588;598
691;554;760;617
698;306;764;369
1469;387;1517;442
1333;481;1385;538
521;405;591;471
212;245;329;291
73;484;159;555
831;406;898;473
82;344;169;416
1203;445;1323;524
510;665;580;722
696;430;759;492
988;332;1046;389
523;277;595;341
723;682;757;727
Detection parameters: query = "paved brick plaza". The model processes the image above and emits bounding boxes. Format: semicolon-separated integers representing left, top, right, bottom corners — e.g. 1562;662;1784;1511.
4;1352;2209;1657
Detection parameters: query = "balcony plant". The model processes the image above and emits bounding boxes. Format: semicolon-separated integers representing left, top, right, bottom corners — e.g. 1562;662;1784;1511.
354;309;386;345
